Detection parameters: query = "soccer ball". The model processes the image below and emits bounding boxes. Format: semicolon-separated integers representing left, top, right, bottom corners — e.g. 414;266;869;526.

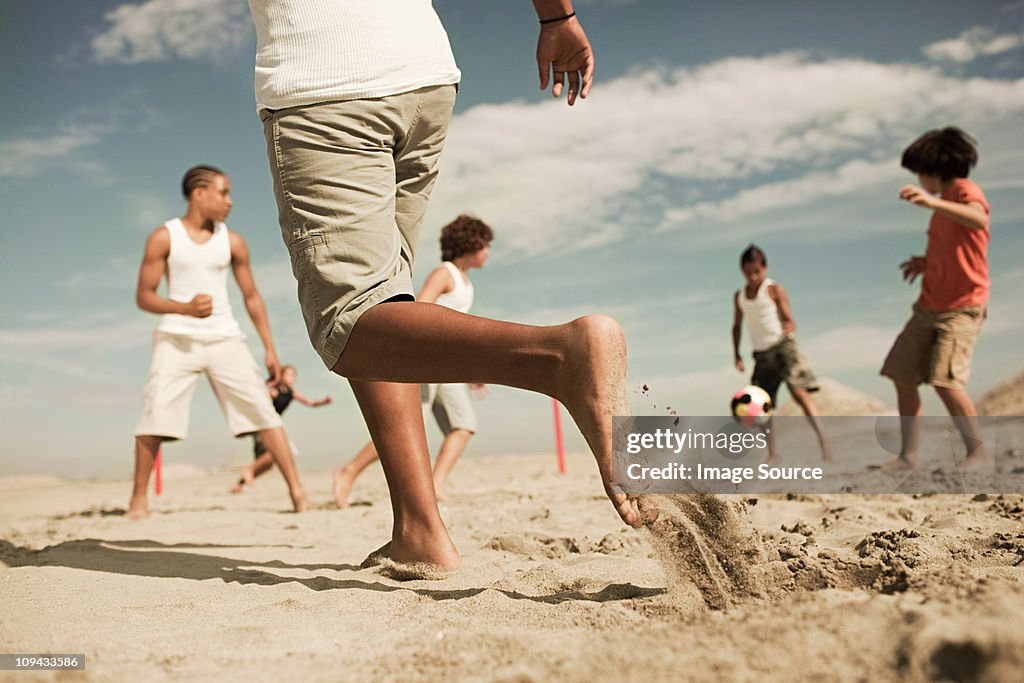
731;385;773;426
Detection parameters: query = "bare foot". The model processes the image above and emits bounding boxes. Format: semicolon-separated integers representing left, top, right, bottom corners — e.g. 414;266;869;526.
229;466;254;494
332;466;355;509
554;315;651;529
955;449;994;471
821;444;834;462
126;496;149;520
291;490;312;513
879;456;918;472
362;529;461;571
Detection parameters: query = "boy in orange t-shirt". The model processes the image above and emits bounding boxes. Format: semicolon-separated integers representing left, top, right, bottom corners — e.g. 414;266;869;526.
880;127;991;470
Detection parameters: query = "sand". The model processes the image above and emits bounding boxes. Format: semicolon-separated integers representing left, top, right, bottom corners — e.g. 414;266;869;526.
2;452;1023;682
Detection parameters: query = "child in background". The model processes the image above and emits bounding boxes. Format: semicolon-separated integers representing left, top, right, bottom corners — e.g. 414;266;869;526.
732;244;831;465
231;365;332;493
880;127;991;470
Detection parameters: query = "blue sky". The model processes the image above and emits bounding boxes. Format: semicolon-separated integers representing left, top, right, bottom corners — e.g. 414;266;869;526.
1;1;1022;478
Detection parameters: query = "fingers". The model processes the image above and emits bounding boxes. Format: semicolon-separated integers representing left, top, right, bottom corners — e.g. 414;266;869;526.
551;69;564;98
580;52;594;100
566;69;580;106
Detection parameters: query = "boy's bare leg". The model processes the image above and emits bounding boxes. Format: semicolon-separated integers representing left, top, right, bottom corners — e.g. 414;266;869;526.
883;381;921;471
764;420;778;466
230;453;274;493
432;429;473;501
333;441;381;508
257;427;311;512
790;387;833;461
128;435;162;519
333;304;647;537
349;379;460;569
934;386;992;469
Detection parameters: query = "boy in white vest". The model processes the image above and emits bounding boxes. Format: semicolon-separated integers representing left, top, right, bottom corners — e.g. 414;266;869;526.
732;244;831;464
129;165;309;518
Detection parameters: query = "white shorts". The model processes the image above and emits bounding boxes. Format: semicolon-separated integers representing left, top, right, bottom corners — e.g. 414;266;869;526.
421;383;477;435
135;333;284;440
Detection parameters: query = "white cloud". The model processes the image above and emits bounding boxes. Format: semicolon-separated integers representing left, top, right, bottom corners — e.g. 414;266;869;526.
0;123;107;178
924;26;1024;63
799;325;896;373
426;53;1024;260
91;0;251;64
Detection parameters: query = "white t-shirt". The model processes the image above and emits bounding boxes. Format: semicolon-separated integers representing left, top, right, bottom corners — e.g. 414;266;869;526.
157;218;242;339
247;0;461;111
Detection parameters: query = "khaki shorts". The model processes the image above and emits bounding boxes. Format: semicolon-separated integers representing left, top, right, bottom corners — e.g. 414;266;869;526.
751;336;819;402
881;304;985;389
135;333;284;440
421;383;477;435
260;85;458;368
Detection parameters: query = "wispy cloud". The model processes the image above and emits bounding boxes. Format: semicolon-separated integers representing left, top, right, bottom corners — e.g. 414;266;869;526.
426;53;1024;259
0;123;108;178
91;0;251;64
924;25;1024;63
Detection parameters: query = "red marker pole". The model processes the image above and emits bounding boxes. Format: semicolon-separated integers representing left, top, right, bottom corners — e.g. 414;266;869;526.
154;448;162;496
552;398;566;473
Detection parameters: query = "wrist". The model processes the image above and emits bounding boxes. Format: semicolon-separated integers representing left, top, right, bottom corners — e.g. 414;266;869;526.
539;11;575;25
534;0;574;22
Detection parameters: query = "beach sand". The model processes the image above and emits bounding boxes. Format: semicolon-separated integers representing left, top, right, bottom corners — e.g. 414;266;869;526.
2;452;1023;682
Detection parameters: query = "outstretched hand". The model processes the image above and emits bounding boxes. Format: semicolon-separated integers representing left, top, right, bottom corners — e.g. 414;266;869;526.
537;17;594;105
899;184;937;210
900;255;926;284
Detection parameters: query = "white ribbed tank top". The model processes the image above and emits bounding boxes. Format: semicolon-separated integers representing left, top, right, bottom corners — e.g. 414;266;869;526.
737;278;784;352
157;218;242;339
247;0;461;111
434;262;473;313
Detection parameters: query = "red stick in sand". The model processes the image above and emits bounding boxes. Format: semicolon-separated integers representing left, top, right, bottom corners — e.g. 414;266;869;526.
154;448;162;496
552;398;566;473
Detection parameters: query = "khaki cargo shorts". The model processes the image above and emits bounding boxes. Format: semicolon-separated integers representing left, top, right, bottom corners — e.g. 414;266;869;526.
135;333;283;440
421;383;478;435
881;303;986;389
260;85;458;368
751;336;819;402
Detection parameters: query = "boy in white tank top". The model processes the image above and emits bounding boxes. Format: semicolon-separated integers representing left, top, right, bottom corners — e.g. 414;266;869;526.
731;245;831;464
129;165;310;518
333;216;494;506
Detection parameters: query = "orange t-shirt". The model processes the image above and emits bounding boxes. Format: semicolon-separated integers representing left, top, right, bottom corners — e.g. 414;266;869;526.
918;178;990;312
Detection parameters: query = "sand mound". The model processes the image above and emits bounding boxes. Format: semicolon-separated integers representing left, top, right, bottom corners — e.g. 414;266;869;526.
777;377;894;416
643;494;765;610
977;370;1024;416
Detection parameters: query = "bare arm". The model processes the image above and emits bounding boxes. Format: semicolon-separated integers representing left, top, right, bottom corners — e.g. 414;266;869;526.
732;292;745;372
291;389;333;408
768;283;796;336
899;186;988;231
416;266;456;304
532;0;593;105
136;227;212;317
229;231;280;384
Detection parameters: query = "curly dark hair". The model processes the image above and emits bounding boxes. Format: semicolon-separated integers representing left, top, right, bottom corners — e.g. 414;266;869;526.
440;214;494;261
901;127;978;181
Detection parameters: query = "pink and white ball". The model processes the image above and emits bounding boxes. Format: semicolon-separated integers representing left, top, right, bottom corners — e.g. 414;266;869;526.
731;385;773;427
